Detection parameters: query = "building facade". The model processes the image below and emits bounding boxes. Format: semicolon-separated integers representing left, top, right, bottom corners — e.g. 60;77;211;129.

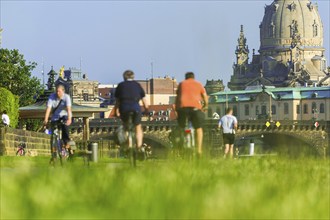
64;68;101;107
209;86;330;121
137;76;178;105
229;0;330;90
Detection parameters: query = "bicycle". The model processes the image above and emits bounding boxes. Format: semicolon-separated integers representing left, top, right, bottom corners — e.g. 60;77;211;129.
16;142;27;156
122;112;146;167
49;118;70;166
182;119;195;160
169;118;196;160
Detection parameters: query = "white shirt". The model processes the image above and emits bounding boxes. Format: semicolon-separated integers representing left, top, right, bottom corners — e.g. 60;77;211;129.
218;114;237;134
2;114;10;126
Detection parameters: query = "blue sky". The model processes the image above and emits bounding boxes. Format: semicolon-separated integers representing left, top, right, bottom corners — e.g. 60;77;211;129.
1;0;329;87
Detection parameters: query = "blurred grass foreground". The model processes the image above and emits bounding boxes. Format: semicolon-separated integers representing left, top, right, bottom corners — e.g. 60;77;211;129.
1;156;329;219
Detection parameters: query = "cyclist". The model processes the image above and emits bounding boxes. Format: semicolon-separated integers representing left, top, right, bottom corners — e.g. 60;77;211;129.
43;84;73;160
114;70;149;151
175;72;208;157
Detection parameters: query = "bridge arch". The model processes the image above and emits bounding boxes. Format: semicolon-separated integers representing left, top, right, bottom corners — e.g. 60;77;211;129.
235;130;324;157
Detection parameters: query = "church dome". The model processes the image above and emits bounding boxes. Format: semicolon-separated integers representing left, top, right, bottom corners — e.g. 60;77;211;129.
260;0;324;51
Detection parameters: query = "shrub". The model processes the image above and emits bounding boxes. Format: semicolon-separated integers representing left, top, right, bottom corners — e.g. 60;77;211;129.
0;87;19;127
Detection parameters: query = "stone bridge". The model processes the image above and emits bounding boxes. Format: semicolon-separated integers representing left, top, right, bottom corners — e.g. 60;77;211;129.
70;119;330;157
1;120;329;157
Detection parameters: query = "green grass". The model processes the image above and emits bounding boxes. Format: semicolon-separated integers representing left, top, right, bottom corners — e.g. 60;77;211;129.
1;156;329;219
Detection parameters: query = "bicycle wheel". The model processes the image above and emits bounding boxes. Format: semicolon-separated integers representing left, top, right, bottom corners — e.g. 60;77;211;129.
127;131;136;167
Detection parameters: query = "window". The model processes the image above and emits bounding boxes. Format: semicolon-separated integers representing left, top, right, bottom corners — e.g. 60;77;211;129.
83;93;89;101
284;103;289;115
233;105;238;116
303;104;308;114
256;106;259;115
261;105;267;115
311;102;317;113
296;104;300;114
320;103;325;113
216;107;221;115
244;104;250;116
208;108;212;118
271;105;276;115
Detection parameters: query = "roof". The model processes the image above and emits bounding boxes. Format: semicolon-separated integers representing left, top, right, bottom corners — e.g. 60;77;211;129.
210;86;330;103
19;100;107;119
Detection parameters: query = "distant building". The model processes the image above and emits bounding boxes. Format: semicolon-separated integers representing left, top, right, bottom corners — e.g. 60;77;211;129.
229;0;330;90
137;76;178;105
205;79;225;94
98;84;117;104
209;86;330;121
64;68;101;107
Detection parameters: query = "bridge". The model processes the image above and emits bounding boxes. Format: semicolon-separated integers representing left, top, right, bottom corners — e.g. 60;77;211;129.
1;120;329;158
70;119;330;158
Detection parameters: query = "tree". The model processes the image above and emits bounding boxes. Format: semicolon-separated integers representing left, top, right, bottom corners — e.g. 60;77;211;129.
0;87;19;128
0;49;43;106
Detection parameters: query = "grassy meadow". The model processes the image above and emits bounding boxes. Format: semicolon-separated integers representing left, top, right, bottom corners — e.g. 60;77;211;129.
0;156;329;219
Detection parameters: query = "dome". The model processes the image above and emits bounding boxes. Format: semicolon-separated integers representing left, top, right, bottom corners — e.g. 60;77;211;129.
260;0;324;51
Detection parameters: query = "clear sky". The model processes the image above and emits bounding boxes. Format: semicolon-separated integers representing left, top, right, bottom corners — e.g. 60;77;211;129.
1;0;329;87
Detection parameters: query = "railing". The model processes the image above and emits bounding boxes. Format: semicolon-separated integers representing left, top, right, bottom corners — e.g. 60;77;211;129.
70;119;329;132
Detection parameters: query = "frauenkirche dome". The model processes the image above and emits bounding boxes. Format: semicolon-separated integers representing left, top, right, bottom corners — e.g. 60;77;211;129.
228;0;329;91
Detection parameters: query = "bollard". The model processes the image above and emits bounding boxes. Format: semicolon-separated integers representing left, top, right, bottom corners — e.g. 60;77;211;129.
249;139;254;156
91;142;98;162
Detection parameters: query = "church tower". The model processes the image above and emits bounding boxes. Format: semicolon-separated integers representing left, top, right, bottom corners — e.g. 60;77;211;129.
235;25;249;66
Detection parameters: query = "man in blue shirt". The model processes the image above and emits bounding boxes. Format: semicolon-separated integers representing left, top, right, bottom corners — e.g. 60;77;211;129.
44;84;73;161
115;70;149;149
218;107;238;158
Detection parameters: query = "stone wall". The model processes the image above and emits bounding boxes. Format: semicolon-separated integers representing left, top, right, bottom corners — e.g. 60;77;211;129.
0;127;50;156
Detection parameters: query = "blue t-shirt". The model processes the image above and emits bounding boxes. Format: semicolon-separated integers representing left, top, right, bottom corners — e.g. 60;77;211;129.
219;114;237;134
115;80;146;113
47;93;72;121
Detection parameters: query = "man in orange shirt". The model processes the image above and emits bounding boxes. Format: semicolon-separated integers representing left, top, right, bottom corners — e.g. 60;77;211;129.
175;72;208;156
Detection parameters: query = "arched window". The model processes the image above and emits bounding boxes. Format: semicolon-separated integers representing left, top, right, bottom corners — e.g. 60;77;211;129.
320;103;325;113
208;108;212;118
303;104;308;114
284;103;289;114
256;105;259;116
313;20;318;37
233;105;238;116
216;107;221;115
311;102;317;114
271;105;276;115
244;104;250;116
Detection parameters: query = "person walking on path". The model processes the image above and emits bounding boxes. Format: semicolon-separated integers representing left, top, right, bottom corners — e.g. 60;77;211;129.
218;107;238;158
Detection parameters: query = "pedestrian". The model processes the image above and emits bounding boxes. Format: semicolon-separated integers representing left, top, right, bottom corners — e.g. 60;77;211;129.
2;110;10;127
175;72;208;157
218;107;238;158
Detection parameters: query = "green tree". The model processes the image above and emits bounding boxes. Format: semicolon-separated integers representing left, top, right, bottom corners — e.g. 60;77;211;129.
0;49;43;106
0;87;19;127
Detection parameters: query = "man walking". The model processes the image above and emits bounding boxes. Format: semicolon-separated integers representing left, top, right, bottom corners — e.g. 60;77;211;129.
218;107;238;158
175;72;208;157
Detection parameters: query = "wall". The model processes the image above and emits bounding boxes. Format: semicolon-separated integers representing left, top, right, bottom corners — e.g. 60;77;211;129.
0;127;50;156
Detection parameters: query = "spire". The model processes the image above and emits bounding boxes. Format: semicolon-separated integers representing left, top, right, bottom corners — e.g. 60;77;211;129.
235;25;250;66
47;66;57;91
238;25;247;49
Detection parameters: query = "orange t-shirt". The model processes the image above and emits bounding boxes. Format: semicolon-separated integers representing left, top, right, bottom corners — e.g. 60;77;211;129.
177;78;206;110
